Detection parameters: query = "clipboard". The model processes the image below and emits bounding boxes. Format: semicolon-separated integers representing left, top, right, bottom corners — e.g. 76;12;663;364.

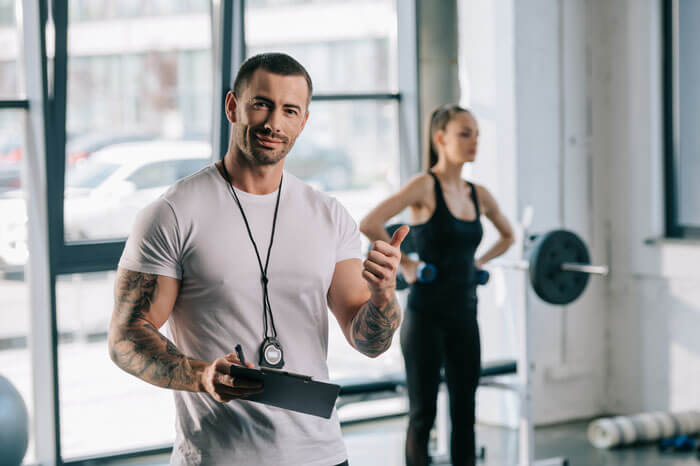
229;365;340;419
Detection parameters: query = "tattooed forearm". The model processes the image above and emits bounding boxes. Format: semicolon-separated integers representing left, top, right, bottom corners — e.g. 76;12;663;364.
108;269;202;392
350;295;402;358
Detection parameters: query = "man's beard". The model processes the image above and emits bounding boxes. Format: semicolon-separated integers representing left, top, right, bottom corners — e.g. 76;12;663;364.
235;124;293;166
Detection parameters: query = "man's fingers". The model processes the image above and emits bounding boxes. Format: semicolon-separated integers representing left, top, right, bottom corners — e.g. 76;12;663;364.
390;225;410;248
362;269;381;285
215;384;264;397
213;386;264;403
371;240;400;258
363;260;389;280
232;377;263;389
224;353;240;364
366;250;392;268
214;372;235;387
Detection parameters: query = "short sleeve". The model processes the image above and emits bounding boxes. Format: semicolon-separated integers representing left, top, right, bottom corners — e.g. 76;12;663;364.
118;197;183;279
331;197;362;263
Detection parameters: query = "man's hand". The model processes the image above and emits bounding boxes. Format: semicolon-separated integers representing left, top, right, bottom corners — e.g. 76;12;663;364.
362;225;410;305
200;352;264;403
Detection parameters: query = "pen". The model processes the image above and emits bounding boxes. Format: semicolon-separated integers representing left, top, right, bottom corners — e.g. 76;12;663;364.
235;344;247;366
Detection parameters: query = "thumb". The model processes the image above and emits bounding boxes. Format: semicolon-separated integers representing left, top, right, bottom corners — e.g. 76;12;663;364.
390;225;410;248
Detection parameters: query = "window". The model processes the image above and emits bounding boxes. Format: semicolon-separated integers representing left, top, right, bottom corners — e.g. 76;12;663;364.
64;0;214;242
55;1;216;460
0;3;33;464
11;0;417;462
0;0;20;98
245;0;405;419
56;271;175;459
664;0;700;237
0;113;34;465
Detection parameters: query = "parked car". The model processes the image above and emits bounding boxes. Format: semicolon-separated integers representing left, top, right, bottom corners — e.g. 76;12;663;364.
0;131;162;194
65;131;157;165
0;140;211;276
0;135;22;194
64;140;210;240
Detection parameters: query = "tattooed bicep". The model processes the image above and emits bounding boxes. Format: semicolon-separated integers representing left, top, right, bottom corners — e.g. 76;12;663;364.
112;268;180;329
113;269;158;323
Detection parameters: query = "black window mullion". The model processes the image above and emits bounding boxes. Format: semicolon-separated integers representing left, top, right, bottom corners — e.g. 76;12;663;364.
311;93;400;102
0;99;29;108
56;242;127;275
663;0;680;237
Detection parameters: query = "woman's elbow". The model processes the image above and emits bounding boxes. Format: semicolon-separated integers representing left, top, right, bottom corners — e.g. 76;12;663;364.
503;233;516;248
359;217;374;237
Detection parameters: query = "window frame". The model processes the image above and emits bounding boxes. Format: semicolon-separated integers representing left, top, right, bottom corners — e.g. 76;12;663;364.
17;0;420;463
663;0;700;238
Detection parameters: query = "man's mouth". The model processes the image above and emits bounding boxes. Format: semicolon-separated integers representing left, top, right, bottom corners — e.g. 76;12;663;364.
255;132;285;148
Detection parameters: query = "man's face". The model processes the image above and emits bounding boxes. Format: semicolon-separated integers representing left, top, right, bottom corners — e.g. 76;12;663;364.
227;69;310;166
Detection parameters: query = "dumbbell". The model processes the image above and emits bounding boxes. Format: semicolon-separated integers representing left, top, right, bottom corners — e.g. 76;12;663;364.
415;263;490;286
397;262;489;289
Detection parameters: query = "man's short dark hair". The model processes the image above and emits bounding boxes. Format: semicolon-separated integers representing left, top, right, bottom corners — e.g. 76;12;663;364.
233;53;313;105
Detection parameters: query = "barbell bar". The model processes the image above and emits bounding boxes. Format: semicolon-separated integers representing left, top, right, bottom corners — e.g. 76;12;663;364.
488;260;608;276
382;225;609;305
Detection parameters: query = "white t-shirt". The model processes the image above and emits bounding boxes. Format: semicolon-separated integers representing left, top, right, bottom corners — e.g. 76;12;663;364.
119;165;361;466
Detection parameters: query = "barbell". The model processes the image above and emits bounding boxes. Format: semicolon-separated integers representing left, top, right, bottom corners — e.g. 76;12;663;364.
383;224;608;305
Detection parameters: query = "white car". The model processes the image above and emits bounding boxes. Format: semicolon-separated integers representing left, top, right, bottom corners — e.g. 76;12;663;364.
0;140;211;275
64;140;210;240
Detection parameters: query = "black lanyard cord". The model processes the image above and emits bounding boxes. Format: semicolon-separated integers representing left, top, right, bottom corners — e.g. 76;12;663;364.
220;160;282;340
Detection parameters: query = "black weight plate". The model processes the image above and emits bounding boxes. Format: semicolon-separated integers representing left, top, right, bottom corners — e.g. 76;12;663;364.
528;230;590;305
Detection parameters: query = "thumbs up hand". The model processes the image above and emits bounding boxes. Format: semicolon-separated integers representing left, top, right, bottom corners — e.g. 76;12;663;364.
362;225;410;301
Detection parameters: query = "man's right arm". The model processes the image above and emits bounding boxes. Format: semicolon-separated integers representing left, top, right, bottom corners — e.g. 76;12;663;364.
109;268;263;402
108;268;208;391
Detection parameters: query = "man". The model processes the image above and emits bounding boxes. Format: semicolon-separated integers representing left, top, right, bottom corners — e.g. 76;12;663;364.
108;52;408;465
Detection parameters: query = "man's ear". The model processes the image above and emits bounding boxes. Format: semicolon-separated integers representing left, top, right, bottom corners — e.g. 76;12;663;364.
299;110;310;132
225;91;238;123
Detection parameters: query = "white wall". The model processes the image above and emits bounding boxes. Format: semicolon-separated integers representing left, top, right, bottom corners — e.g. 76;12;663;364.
592;0;700;415
461;0;606;426
461;0;700;427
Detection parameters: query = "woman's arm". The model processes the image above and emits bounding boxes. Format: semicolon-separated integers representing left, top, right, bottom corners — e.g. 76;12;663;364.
359;173;430;243
359;174;432;280
474;185;515;268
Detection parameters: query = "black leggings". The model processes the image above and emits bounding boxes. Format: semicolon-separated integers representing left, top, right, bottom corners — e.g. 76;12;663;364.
401;288;481;466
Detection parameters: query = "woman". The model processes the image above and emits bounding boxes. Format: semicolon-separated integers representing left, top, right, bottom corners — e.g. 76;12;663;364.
359;104;514;466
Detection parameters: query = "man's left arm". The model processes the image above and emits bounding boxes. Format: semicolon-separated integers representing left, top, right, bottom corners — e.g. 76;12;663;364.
327;226;409;358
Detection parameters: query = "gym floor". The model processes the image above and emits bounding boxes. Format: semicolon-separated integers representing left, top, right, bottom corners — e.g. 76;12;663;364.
102;416;700;466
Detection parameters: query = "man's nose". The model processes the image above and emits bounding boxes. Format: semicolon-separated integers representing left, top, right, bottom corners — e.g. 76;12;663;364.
263;108;284;134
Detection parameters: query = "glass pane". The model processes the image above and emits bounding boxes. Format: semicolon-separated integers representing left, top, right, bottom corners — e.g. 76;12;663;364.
288;100;404;419
57;271;175;459
0;110;35;465
64;1;214;242
245;0;398;94
0;0;21;98
678;0;700;227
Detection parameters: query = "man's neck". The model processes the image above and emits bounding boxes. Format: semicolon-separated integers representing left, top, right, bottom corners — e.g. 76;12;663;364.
220;150;284;195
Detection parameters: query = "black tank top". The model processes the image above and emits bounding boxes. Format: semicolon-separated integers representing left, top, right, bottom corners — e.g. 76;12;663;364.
411;172;484;286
